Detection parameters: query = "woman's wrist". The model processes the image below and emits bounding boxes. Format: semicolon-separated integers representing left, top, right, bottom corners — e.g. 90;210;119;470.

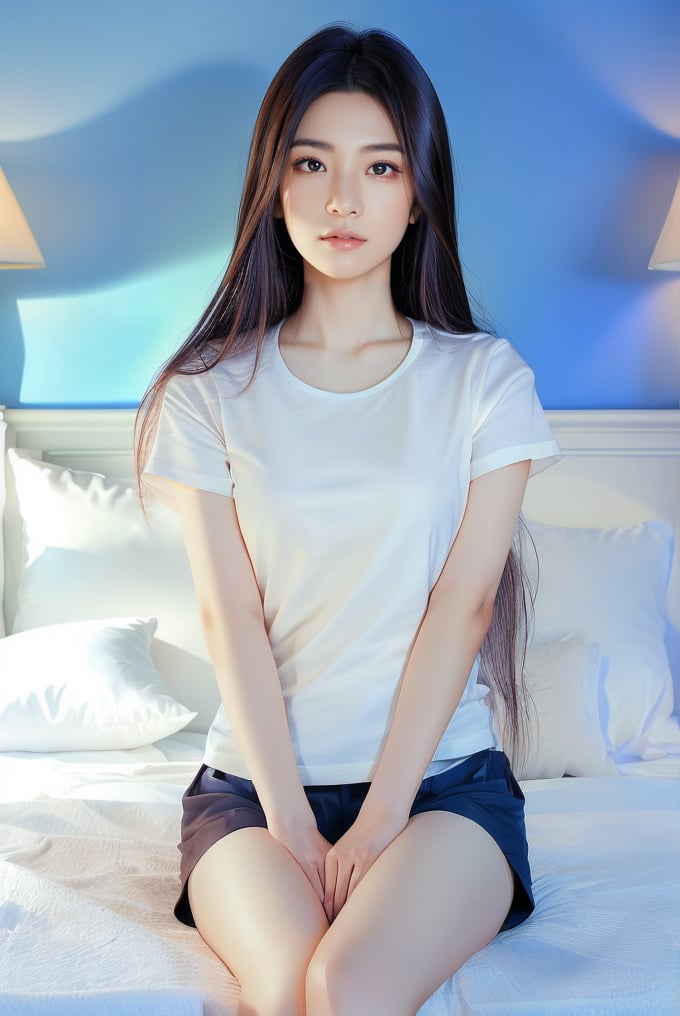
360;783;413;829
266;801;317;840
258;776;316;835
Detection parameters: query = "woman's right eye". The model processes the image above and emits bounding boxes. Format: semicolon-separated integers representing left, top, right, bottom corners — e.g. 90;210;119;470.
293;158;325;173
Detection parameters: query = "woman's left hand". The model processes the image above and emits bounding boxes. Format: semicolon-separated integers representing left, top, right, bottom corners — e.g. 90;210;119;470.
322;808;408;922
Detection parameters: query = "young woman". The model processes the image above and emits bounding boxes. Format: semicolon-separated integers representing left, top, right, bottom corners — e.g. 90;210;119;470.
137;24;560;1016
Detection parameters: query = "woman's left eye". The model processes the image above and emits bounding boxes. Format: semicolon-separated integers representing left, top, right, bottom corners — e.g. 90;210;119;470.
368;162;399;177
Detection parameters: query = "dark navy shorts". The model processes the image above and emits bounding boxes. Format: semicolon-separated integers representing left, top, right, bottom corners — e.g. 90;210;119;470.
174;747;534;933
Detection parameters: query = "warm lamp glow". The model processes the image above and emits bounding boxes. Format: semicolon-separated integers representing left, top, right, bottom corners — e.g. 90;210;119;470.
0;165;45;268
649;172;680;271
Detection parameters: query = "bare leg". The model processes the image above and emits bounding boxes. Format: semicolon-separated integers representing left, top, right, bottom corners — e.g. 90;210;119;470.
188;827;328;1016
306;811;514;1016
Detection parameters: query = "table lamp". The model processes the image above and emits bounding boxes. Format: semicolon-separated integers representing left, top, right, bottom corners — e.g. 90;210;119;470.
649;172;680;271
0;165;45;269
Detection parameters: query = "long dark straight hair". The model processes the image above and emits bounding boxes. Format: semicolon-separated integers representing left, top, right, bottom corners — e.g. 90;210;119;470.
135;24;532;766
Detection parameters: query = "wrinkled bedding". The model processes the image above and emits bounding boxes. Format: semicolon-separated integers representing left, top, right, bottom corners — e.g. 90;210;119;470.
1;737;678;1015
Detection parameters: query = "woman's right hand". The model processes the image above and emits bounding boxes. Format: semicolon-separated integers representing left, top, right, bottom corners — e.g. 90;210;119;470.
267;813;332;910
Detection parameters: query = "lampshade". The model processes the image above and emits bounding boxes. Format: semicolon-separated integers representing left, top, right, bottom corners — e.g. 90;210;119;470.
649;172;680;271
0;165;45;268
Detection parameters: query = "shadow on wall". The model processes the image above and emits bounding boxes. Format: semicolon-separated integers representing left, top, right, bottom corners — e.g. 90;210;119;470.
0;60;267;404
581;155;680;281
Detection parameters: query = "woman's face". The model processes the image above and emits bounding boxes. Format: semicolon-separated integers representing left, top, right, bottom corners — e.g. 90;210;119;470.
278;91;416;285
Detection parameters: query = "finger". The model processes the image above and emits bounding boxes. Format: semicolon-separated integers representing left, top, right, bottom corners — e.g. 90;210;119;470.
296;848;325;905
308;861;325;906
323;853;338;922
346;860;365;902
333;861;354;921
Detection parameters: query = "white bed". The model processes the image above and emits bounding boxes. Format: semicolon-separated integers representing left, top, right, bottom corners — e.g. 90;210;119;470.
1;406;679;1016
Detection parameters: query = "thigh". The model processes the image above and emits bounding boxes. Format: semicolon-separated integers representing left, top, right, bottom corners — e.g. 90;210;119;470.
189;827;329;993
308;810;514;1016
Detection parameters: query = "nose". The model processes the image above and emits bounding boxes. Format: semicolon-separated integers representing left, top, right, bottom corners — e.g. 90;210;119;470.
325;170;362;217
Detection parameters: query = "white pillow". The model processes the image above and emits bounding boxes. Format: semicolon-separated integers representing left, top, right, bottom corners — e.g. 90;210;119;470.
526;518;680;761
498;638;617;780
6;449;220;732
0;617;196;751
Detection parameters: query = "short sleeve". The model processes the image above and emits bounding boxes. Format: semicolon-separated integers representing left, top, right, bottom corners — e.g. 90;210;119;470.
470;339;561;480
142;371;234;504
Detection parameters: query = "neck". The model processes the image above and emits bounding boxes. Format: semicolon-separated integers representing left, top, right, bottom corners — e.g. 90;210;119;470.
283;267;409;352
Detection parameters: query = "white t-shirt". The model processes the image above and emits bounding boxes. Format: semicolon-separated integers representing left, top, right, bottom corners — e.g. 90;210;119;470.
144;318;561;784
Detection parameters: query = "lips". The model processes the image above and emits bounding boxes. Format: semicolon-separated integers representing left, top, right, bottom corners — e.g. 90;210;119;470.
320;231;367;250
320;230;366;241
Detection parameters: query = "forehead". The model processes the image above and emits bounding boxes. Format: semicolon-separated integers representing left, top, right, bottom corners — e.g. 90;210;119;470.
295;91;399;145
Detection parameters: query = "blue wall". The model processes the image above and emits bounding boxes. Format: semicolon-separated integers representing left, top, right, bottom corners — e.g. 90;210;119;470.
0;0;678;409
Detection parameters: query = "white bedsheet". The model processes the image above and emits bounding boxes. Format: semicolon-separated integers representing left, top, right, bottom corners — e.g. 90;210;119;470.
0;731;206;804
0;739;678;1015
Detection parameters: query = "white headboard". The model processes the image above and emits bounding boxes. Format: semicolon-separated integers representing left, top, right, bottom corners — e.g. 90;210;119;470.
0;409;138;642
1;406;679;703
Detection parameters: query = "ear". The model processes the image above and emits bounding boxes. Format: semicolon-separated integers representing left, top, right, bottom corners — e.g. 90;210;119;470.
409;206;420;225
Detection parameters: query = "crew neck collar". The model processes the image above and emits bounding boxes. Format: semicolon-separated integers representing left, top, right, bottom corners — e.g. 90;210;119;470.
272;317;425;399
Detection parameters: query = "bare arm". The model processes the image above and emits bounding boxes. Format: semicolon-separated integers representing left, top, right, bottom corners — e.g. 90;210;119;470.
172;484;330;898
324;459;531;916
366;458;531;815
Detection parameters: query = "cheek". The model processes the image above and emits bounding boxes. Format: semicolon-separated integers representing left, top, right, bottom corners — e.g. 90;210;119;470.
381;185;415;227
278;178;292;218
279;179;313;224
278;169;304;220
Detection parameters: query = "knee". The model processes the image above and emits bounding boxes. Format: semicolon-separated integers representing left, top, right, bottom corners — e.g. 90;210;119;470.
237;943;326;1016
239;965;307;1016
305;944;390;1016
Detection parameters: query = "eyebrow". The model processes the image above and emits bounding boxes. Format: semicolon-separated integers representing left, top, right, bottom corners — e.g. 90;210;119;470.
290;138;404;154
